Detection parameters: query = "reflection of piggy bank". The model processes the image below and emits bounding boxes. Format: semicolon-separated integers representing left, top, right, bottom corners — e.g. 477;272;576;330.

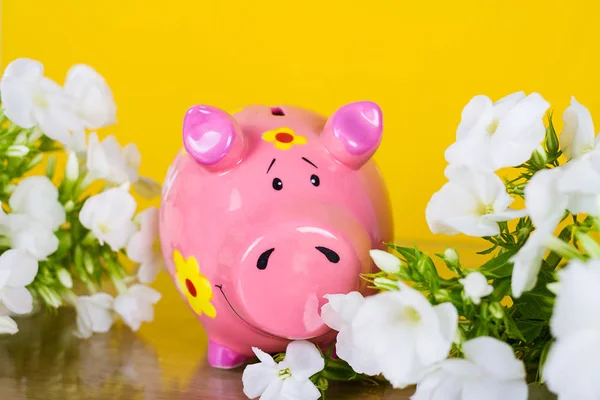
158;102;393;369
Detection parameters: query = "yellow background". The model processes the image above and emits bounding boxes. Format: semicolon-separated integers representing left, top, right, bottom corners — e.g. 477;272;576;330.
2;0;600;386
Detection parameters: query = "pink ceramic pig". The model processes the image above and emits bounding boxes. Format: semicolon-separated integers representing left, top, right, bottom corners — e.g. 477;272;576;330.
158;102;393;369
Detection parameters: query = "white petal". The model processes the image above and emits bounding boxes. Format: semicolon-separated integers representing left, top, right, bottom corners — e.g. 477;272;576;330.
321;291;365;331
86;132;110;179
8;215;59;260
9;176;65;231
0;249;38;287
241;363;278;399
561;96;596;160
550;260;600;338
455;95;494;141
281;378;321;400
485;209;527;222
432;302;459;344
525;168;568;227
0;316;18;335
559;152;600;195
2;58;44;82
543;329;600;398
490;92;550;169
128;284;161;304
280;340;324;380
510;228;549;298
1;286;33;314
259;379;284;400
425;180;481;236
369;249;402;274
463;337;525;381
444;134;496;171
64;64;116;129
137;260;162;284
462;378;528;400
103;221;137;251
492;91;526;119
0;79;36;128
75;303;93;339
566;193;600;216
252;347;277;367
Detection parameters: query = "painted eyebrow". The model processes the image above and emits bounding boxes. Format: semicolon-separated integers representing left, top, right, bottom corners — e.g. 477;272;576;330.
267;158;276;174
301;157;318;168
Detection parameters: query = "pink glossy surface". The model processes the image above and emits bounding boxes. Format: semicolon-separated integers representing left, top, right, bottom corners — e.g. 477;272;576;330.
159;102;393;366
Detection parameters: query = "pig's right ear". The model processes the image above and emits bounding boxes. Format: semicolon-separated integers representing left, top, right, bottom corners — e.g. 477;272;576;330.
182;105;246;172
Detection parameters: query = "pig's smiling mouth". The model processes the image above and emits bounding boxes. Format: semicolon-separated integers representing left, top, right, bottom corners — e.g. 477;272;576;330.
214;284;331;341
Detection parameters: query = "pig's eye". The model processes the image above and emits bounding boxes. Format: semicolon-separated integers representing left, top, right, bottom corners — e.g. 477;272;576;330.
272;178;283;191
310;174;320;187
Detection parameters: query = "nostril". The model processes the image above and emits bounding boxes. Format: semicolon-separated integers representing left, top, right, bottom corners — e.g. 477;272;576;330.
257;248;275;270
316;247;340;264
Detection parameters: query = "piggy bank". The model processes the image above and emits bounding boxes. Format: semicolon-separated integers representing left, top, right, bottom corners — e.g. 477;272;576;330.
158;102;393;369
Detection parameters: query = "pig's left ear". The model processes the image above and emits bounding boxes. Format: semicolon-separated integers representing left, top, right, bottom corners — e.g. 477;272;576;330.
182;105;246;172
321;101;383;169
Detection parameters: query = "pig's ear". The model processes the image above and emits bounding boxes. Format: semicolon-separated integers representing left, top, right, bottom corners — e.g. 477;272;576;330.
182;105;246;172
321;101;383;169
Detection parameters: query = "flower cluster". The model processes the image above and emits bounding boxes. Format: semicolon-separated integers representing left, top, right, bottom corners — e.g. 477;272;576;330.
0;58;164;337
242;92;600;400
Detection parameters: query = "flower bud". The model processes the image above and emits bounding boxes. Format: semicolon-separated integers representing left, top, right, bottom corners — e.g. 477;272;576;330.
433;289;451;302
57;268;73;289
66;151;79;181
545;122;559;155
25;153;43;171
374;277;399;290
369;249;402;274
489;302;504;319
38;287;62;308
7;145;30;158
14;131;28;145
531;145;548;169
83;252;95;275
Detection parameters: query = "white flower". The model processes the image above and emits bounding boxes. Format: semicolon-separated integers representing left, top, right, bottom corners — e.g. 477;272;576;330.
349;287;458;388
126;207;165;284
0;249;38;315
242;340;324;400
445;91;550;171
459;271;493;305
560;96;598;160
412;337;527;400
114;284;161;331
5;214;59;260
9;176;65;231
369;249;402;274
321;291;381;375
426;166;524;237
64;64;116;129
75;293;114;339
0;316;18;335
543;259;600;399
556;98;600;216
510;167;567;297
86;132;140;185
79;187;137;251
0;58;83;146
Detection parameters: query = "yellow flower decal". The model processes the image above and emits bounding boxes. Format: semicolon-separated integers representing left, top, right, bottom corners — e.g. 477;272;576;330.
262;127;307;150
173;250;216;318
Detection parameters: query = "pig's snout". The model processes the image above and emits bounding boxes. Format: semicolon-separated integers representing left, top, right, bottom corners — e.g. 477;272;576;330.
226;211;372;340
256;246;340;270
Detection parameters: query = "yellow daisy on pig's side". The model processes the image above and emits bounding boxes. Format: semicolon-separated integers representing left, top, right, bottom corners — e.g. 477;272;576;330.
262;127;307;150
173;249;216;318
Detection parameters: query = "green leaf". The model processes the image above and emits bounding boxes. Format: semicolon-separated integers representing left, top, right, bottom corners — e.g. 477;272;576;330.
488;278;511;301
386;244;418;263
502;312;525;341
477;244;497;255
477;249;517;279
515;320;547;342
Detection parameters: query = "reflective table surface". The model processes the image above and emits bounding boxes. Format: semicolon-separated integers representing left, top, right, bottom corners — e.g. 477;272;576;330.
0;274;415;399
